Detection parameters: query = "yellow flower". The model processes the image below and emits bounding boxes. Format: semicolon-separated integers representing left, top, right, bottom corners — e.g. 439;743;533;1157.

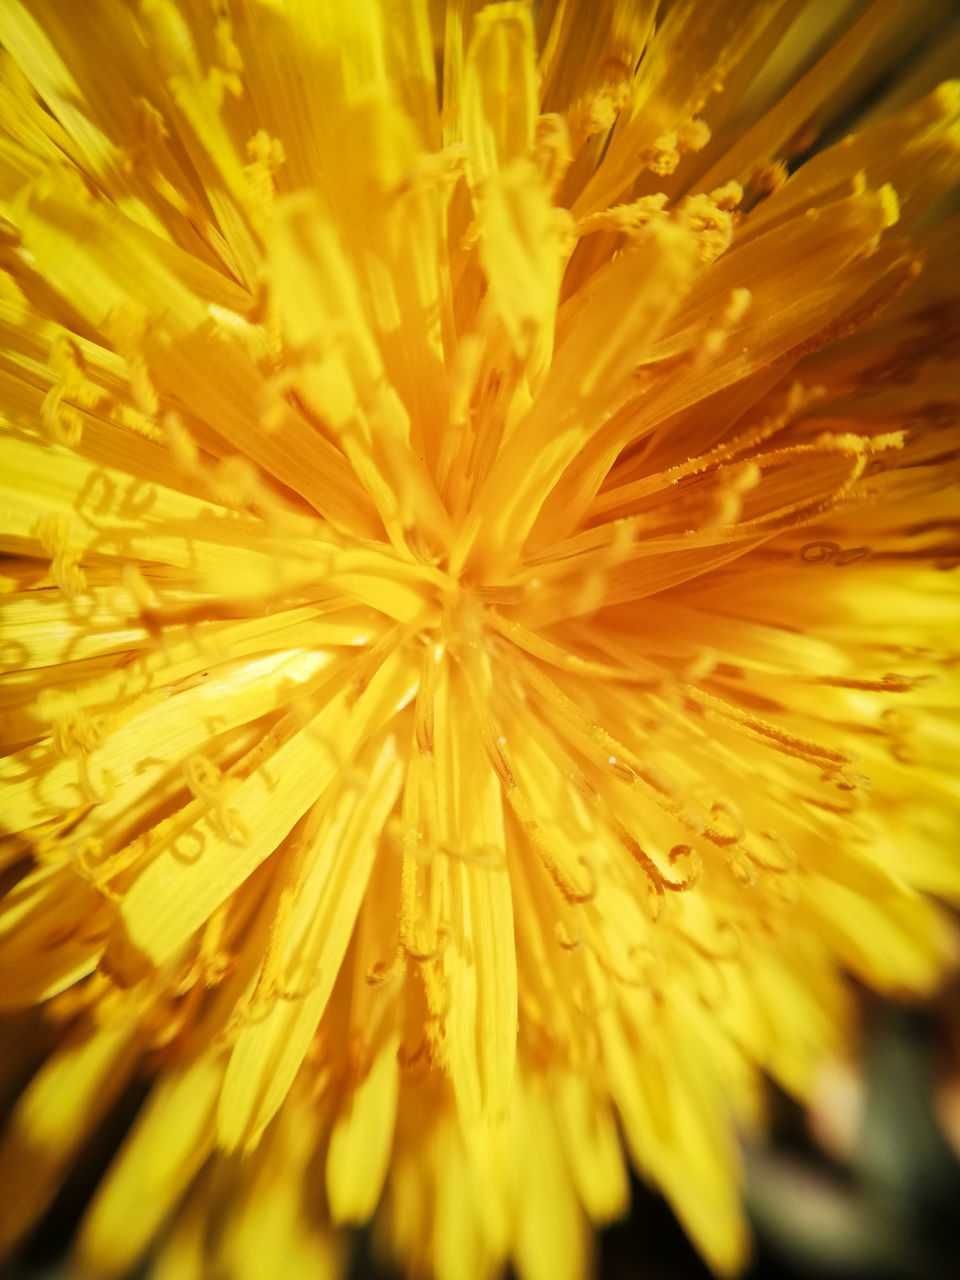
1;2;959;1278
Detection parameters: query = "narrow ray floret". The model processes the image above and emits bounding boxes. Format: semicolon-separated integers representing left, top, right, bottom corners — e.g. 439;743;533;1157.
1;3;959;1280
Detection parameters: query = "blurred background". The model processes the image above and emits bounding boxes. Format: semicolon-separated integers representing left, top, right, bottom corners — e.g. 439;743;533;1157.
4;981;959;1280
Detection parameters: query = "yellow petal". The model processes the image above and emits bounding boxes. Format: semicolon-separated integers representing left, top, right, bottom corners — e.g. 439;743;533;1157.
553;1072;630;1224
119;648;414;970
0;1018;138;1252
218;733;404;1149
513;1078;588;1280
326;1030;400;1223
434;660;517;1125
76;1054;225;1275
462;3;538;186
218;1101;345;1280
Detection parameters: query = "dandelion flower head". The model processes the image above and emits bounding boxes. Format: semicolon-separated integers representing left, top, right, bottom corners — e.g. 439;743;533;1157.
1;2;959;1278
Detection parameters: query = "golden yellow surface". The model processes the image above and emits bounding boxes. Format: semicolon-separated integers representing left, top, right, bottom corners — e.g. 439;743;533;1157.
1;3;959;1278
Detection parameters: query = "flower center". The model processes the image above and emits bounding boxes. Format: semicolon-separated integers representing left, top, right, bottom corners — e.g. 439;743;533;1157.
438;581;487;658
